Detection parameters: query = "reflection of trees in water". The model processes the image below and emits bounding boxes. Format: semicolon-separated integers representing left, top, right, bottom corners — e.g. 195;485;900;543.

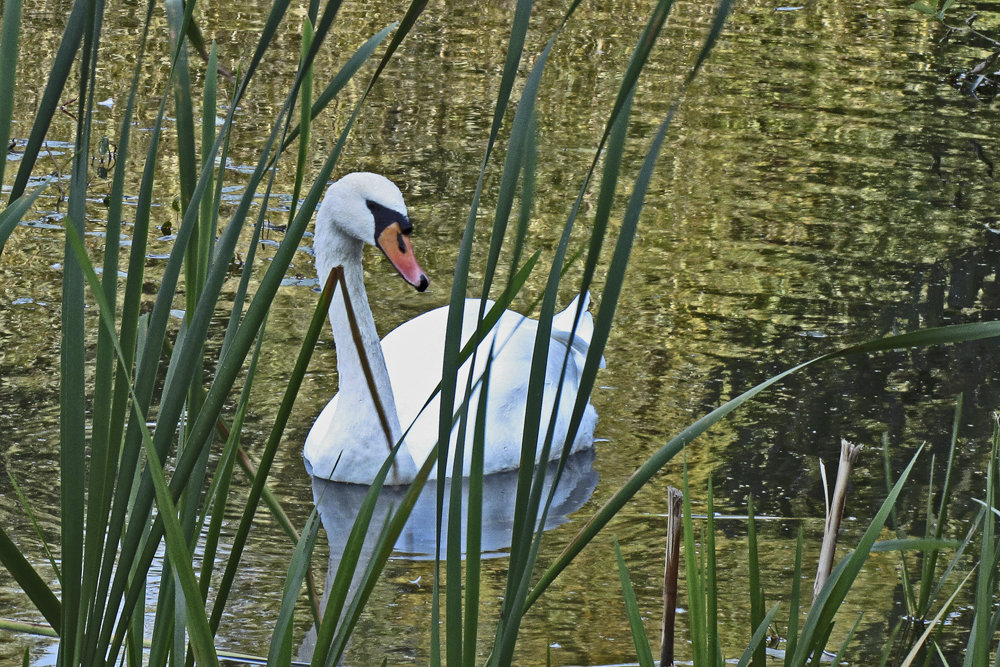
707;228;1000;522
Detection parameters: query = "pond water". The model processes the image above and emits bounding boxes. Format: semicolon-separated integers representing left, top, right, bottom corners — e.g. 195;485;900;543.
2;0;1000;664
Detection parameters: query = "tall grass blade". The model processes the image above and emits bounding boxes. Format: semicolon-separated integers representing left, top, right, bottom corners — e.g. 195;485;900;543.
268;510;321;666
964;414;999;666
746;496;766;667
614;537;655;667
0;0;21;188
682;461;707;666
783;528;804;667
918;395;963;616
7;0;85;202
0;527;60;631
736;603;781;667
789;444;925;665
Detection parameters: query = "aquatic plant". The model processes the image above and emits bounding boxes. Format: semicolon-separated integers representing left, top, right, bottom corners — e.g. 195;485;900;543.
1;0;999;666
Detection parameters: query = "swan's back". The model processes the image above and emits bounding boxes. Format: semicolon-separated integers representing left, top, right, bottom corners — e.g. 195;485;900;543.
381;296;598;477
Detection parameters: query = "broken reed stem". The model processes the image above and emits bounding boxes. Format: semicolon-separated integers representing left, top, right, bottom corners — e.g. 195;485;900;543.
813;438;863;602
660;486;684;667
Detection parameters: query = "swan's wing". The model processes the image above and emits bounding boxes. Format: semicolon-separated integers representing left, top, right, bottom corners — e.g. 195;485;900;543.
550;292;605;369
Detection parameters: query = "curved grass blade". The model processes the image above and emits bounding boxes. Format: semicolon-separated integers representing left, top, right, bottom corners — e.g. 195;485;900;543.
281;24;395;153
747;495;766;667
737;603;781;667
528;322;1000;609
0;180;49;255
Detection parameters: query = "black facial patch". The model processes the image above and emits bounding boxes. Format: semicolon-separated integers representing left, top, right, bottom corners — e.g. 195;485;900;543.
367;200;413;243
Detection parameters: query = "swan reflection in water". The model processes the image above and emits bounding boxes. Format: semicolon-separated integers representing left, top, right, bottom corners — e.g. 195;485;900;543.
297;448;598;659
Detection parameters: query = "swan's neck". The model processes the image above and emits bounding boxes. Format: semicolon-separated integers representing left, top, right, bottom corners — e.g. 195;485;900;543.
315;226;416;483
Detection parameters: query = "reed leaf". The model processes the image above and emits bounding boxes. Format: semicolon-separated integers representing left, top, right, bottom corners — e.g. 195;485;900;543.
614;537;656;667
789;444;925;665
7;0;85;202
0;0;20;189
737;603;781;667
0;181;49;255
746;495;766;667
529;323;1000;609
269;510;322;666
0;527;60;632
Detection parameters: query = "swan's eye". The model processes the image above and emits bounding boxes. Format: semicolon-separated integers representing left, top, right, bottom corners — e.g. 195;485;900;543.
397;233;407;253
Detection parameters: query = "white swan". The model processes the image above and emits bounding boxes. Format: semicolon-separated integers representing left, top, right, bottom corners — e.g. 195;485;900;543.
303;172;601;485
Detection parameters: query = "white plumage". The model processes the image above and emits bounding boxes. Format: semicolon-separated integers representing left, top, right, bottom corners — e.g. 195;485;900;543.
304;172;601;485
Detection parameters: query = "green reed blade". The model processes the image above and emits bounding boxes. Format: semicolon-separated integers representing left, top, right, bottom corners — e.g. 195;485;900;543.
462;354;490;667
706;480;720;665
965;415;999;667
828;613;864;667
746;495;766;667
783;527;803;667
282;23;393;153
0;0;21;188
0;180;48;255
737;603;781;667
199;325;267;603
165;0;197;217
59;1;106;655
208;267;335;636
268;509;321;666
614;537;655;667
200;42;219;291
6;472;60;582
289;17;313;227
7;0;85;202
64;220;219;667
871;538;960;552
682;462;707;666
791;445;925;665
918;394;963;615
0;526;60;632
483;35;563;667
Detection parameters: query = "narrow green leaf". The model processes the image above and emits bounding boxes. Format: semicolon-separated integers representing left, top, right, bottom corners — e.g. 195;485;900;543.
0;0;21;188
736;603;781;667
746;496;766;667
614;538;655;667
0;526;61;632
784;528;803;667
790;445;926;665
0;180;49;255
870;538;960;552
8;0;86;201
268;510;321;666
529;322;1000;609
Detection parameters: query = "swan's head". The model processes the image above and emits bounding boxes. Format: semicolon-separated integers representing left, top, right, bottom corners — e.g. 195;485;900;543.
318;172;429;291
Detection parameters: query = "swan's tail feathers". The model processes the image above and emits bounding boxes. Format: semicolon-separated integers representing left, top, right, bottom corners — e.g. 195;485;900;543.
552;292;606;369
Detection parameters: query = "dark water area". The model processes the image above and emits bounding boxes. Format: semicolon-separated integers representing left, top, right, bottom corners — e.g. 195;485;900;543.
2;0;1000;664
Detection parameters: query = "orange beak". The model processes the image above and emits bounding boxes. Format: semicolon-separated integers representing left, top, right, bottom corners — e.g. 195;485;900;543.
376;221;429;292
